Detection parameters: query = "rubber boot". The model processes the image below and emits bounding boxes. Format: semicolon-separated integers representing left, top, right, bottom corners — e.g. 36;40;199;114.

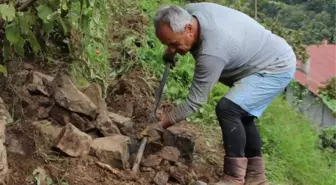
211;156;248;185
244;157;269;185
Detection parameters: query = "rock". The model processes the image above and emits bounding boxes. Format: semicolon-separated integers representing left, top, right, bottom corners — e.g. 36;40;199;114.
24;96;53;120
0;142;8;184
81;83;102;106
32;120;63;141
98;120;121;136
108;112;131;124
0;122;4;144
54;123;92;157
90;135;131;169
49;105;95;132
25;71;53;96
0;97;10;183
158;146;180;163
109;112;134;131
36;106;50;119
82;83;120;136
49;105;70;125
142;154;163;167
193;181;208;185
27;83;50;97
6;133;25;155
28;71;53;85
153;171;169;185
0;97;13;125
163;125;196;161
141;166;154;172
127;138;140;157
70;112;95;132
169;165;193;185
23;63;34;70
51;72;98;119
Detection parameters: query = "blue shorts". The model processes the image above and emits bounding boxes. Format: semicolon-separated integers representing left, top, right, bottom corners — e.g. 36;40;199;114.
225;55;296;118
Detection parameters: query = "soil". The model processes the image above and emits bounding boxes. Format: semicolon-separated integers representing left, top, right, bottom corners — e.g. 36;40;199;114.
0;65;224;185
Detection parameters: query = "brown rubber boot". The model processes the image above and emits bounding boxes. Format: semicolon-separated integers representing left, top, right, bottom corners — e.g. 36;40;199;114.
244;157;269;185
211;157;248;185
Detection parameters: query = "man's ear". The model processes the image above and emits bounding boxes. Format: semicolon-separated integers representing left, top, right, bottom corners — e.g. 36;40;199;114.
185;24;193;35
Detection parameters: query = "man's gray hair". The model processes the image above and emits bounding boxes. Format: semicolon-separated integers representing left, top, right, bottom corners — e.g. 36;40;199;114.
154;5;192;33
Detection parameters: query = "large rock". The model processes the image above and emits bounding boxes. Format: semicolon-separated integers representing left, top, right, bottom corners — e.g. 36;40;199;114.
0;142;8;185
82;83;120;136
90;135;131;169
0;97;11;183
49;105;96;132
24;96;53;120
32;120;63;141
26;71;54;97
51;72;98;119
54;123;92;157
158;146;180;163
163;125;196;161
49;105;70;125
0;98;13;125
81;83;102;106
28;71;53;85
169;164;194;185
141;154;163;167
109;112;134;131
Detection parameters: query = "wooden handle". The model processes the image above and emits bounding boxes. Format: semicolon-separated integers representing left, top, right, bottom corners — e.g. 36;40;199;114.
131;137;147;174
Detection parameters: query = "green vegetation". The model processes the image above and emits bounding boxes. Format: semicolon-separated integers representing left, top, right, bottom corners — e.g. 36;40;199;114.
0;0;335;185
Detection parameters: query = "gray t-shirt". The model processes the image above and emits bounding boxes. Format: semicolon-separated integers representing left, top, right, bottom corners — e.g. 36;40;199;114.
166;2;296;124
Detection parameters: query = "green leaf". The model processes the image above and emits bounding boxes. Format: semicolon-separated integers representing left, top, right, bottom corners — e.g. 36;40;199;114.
13;37;25;56
17;12;30;34
25;11;37;25
0;3;16;22
89;0;96;7
27;30;41;54
0;64;7;77
44;22;54;34
46;177;53;185
37;5;53;23
5;24;21;45
3;42;10;61
61;0;69;11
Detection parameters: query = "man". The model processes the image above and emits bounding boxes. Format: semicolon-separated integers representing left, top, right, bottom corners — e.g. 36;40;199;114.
148;2;296;185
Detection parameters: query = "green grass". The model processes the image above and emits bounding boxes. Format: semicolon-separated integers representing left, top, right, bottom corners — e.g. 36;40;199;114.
258;98;336;185
321;94;336;115
138;1;336;185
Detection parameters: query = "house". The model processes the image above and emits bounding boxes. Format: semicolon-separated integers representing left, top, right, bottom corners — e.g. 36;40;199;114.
285;40;336;127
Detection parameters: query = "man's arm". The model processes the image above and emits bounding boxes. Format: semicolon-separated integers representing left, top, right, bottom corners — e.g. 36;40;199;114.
165;54;227;125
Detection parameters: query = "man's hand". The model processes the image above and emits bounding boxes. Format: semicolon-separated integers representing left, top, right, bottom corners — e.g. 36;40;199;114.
140;117;173;143
140;123;164;143
158;118;173;129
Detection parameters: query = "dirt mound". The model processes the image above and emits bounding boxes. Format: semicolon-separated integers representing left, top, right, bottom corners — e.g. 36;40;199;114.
0;67;222;185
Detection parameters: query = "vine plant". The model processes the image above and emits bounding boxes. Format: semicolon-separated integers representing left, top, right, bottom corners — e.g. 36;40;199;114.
0;0;71;61
0;0;110;93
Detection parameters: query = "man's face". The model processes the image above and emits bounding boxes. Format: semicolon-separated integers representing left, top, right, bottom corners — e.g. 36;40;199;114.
156;23;194;56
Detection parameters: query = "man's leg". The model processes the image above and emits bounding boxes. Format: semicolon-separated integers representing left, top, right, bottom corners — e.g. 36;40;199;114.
242;116;262;158
219;68;295;185
214;97;249;185
242;116;268;185
216;97;249;157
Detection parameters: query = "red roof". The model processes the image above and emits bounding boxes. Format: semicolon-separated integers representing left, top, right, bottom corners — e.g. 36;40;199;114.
294;40;336;96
